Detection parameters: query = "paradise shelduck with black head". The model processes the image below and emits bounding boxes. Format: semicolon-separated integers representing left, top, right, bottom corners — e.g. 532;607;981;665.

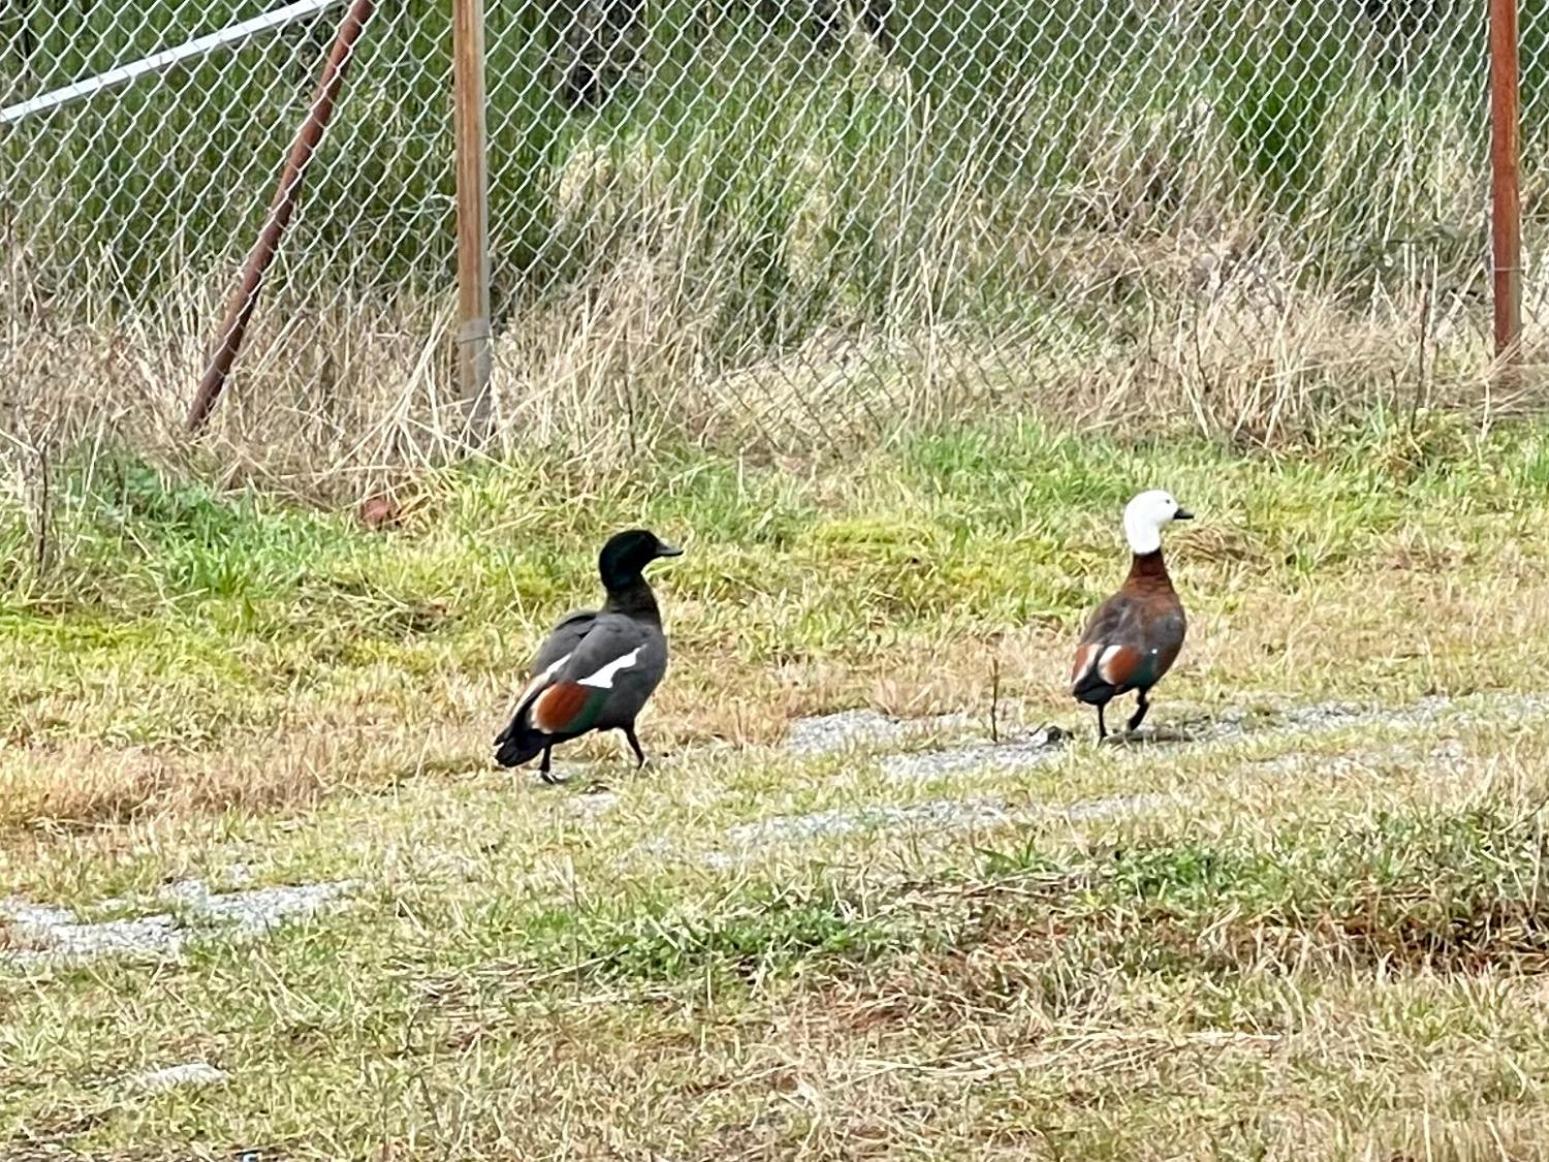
1070;489;1192;741
495;529;682;783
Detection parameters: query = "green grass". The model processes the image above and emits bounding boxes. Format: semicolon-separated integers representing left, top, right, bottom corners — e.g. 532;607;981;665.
3;410;1549;1152
0;409;1530;744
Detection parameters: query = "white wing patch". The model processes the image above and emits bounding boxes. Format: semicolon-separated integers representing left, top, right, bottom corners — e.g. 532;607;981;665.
1072;642;1101;686
519;651;573;703
1095;644;1126;683
577;646;643;690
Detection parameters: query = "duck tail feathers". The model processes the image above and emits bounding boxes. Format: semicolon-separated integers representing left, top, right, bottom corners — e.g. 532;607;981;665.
494;713;547;768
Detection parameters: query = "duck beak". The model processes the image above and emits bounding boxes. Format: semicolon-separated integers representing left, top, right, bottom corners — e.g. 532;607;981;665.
1173;507;1194;521
655;541;684;558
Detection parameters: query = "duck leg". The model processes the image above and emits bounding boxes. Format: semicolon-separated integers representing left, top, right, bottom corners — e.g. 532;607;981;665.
538;744;562;785
1127;690;1150;734
623;725;647;768
1096;703;1108;741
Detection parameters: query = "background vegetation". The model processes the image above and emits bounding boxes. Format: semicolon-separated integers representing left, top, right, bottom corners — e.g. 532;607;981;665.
2;0;1542;488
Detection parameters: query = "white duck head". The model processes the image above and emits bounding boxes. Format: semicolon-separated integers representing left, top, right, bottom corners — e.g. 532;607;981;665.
1122;489;1193;555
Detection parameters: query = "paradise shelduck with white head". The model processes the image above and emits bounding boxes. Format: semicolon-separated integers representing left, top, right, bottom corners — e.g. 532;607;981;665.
1070;489;1192;740
495;529;682;783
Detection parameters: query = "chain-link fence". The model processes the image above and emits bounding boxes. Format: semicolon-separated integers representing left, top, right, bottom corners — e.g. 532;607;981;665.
0;1;1540;474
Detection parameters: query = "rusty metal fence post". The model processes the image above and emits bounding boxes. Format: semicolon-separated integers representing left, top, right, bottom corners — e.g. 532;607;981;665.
185;0;376;432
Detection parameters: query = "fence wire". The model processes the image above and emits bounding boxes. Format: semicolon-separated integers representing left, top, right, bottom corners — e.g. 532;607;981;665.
0;1;1539;467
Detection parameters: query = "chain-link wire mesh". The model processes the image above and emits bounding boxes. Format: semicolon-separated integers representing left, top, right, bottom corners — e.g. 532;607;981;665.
0;0;1536;477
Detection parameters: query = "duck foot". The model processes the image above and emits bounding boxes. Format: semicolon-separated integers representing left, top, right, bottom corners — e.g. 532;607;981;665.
536;751;575;786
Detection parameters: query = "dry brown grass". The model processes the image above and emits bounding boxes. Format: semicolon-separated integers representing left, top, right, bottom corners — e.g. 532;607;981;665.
6;217;1540;511
5;702;1549;1158
0;560;1541;836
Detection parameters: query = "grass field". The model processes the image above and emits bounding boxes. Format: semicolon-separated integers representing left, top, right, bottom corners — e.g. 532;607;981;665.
6;410;1549;1158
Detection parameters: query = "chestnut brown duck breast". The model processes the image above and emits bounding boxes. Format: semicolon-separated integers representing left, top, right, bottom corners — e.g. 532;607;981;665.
1070;490;1192;741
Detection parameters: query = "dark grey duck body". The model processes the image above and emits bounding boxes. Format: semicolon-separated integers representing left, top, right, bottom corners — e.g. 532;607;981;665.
495;529;681;782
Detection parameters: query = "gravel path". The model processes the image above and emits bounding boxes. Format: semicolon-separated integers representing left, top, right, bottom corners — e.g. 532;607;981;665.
9;690;1538;967
2;877;358;967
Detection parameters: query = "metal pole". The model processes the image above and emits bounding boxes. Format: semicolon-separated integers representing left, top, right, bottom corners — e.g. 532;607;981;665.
1489;0;1523;373
1;0;344;127
186;0;375;432
453;0;493;445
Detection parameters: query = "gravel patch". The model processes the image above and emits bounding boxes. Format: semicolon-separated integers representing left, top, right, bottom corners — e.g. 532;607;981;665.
743;688;1542;851
882;726;1069;781
781;695;1489;777
1082;692;1549;754
744;690;1549;861
2;878;359;967
1214;692;1549;742
1;901;77;929
129;1062;230;1093
166;878;358;936
714;790;1170;855
5;912;184;962
725;797;1027;846
1245;739;1468;780
784;709;975;757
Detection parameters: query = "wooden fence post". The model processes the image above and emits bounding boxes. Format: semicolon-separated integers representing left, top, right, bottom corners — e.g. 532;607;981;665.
453;0;493;445
1489;0;1523;380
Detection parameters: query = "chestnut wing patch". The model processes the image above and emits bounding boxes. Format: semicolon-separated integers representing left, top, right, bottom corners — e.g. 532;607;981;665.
527;634;650;735
531;681;604;735
1072;597;1135;694
1097;644;1144;688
